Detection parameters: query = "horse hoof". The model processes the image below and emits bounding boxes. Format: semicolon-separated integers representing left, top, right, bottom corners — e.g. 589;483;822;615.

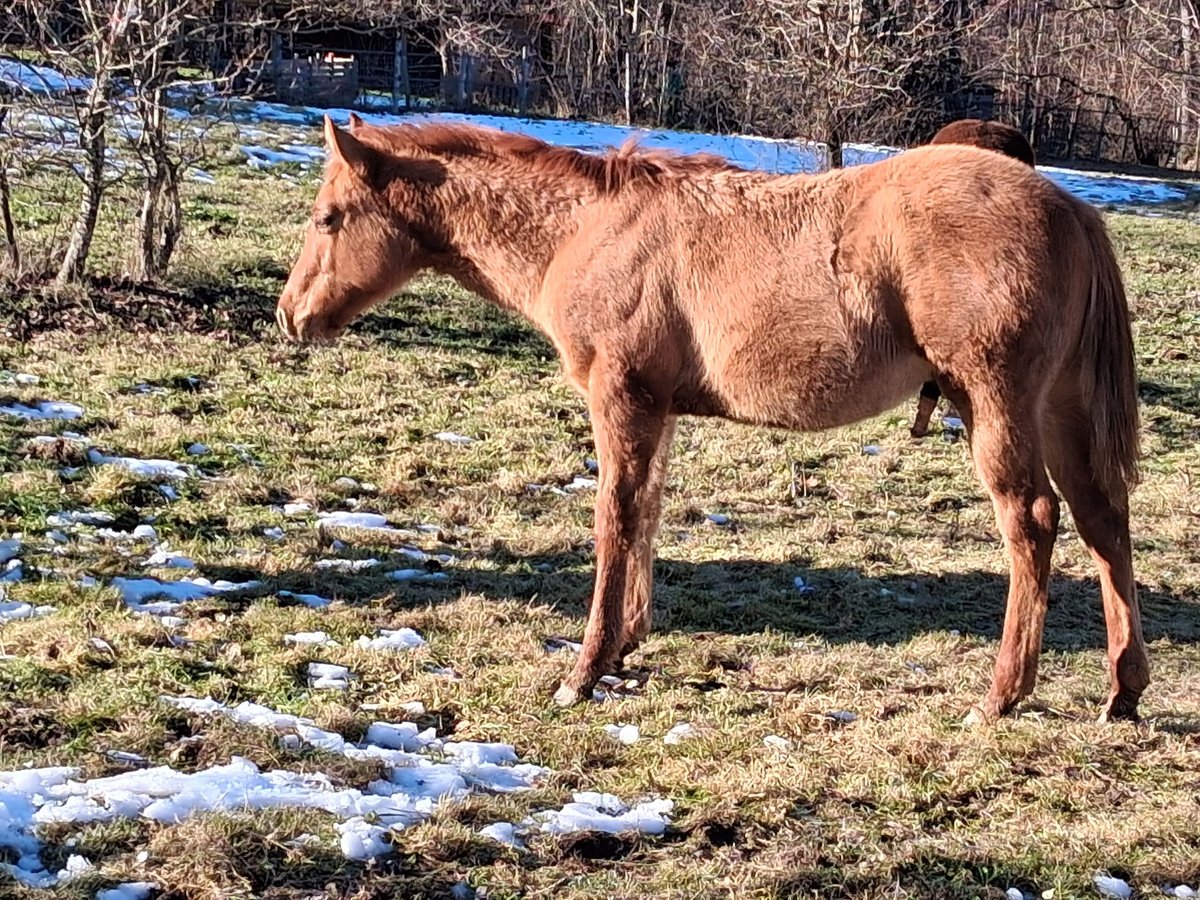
1097;695;1141;724
553;682;586;707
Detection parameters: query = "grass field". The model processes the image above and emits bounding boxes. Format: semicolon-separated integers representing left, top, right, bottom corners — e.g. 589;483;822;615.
2;154;1199;900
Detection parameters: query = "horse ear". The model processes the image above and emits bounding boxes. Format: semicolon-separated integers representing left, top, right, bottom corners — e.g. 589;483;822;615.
347;112;364;133
324;115;375;179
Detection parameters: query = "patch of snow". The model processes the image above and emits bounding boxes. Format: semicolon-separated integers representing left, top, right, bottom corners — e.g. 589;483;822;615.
0;58;90;95
2;560;24;583
0;400;84;420
663;723;696;745
433;431;475;445
282;501;312;516
1094;875;1132;899
278;590;332;608
97;524;158;542
97;883;157;900
144;546;194;569
1005;889;1025;900
763;734;793;751
0;539;20;564
386;568;449;583
0;601;56;623
793;575;815;594
263;526;285;541
563;476;597;492
0;371;40;385
112;576;260;616
544;636;583;654
186;443;208;456
479;821;525;849
308;661;353;690
317;511;397;532
354;628;426;651
86;449;194;481
827;710;858;724
604;724;641;745
482;792;674;849
284;631;338;647
314;557;380;572
705;513;730;525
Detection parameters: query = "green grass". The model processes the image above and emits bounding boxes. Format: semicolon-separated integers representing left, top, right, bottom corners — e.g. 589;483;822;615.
1;163;1199;900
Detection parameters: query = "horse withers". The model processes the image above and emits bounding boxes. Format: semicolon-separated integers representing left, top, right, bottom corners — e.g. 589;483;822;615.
277;115;1146;724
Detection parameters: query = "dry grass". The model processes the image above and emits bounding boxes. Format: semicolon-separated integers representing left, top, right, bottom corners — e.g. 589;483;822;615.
1;162;1199;899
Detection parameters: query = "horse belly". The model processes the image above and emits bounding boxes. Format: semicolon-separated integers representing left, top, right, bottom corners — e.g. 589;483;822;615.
703;333;932;432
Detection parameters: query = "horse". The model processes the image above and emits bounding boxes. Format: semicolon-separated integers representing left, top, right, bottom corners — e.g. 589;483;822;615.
276;115;1147;724
909;120;1038;438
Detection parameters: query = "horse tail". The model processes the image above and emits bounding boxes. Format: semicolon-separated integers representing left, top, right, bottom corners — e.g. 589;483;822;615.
1075;205;1141;497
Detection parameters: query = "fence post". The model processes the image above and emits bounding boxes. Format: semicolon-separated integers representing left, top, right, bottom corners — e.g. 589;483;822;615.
517;44;532;115
392;38;408;114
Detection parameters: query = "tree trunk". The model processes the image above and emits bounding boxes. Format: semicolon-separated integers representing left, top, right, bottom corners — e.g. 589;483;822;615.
0;107;19;272
55;95;108;285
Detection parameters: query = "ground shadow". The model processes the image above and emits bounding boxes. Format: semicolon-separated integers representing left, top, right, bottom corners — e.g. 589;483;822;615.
209;550;1200;654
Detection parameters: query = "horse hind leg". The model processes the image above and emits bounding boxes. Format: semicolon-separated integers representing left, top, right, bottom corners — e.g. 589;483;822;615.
955;392;1061;723
911;381;942;438
1041;396;1149;721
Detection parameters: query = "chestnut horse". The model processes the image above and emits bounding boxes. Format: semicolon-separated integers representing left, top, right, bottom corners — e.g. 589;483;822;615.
277;116;1147;724
910;120;1038;437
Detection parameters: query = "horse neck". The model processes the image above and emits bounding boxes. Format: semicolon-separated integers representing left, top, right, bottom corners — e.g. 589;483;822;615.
420;157;596;319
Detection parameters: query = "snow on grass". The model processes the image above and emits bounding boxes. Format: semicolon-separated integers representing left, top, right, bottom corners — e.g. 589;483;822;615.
86;448;195;481
385;568;450;583
353;628;426;652
0;371;40;385
0;539;20;565
111;576;261;616
284;631;337;646
0;58;89;95
603;724;641;745
307;661;353;690
0;601;57;623
479;791;674;850
433;431;475;445
316;511;399;532
0;401;84;420
142;696;551;862
314;556;379;571
663;723;696;745
143;545;195;570
96;883;157;900
278;589;333;608
47;509;116;528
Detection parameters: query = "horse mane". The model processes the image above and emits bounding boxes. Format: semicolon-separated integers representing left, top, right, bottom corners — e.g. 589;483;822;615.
357;122;739;192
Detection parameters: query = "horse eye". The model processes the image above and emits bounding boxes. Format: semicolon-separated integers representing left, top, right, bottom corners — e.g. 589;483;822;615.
314;208;342;233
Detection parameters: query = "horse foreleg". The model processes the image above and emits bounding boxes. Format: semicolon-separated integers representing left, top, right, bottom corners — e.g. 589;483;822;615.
553;379;670;706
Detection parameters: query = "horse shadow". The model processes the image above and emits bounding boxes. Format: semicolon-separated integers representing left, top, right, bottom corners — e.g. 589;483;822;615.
198;549;1200;654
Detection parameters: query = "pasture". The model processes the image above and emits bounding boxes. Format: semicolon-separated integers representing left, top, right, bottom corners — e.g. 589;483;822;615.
2;121;1200;900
